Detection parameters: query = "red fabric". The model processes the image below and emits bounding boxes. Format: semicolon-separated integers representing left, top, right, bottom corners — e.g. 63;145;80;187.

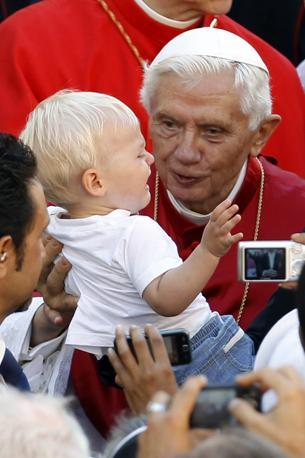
0;0;304;175
143;156;305;329
71;351;128;437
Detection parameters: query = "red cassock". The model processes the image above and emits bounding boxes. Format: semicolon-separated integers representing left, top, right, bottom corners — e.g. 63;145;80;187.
1;0;305;438
0;0;305;175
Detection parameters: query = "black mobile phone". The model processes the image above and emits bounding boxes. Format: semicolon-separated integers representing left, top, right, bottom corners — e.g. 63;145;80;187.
190;385;261;429
114;328;192;366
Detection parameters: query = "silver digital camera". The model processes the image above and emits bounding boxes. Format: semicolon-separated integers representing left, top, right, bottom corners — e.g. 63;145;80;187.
238;241;305;282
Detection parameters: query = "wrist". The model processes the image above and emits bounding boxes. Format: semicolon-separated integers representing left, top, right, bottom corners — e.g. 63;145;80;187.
30;304;67;347
197;244;220;261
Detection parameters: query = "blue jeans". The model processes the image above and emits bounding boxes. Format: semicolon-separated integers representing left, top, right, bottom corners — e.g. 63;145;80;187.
174;314;254;385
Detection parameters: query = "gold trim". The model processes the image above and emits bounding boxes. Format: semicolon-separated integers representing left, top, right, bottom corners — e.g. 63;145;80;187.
97;0;146;68
154;158;265;325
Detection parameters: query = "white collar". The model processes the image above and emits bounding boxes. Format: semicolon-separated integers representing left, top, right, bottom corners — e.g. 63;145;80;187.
167;160;248;225
133;0;201;29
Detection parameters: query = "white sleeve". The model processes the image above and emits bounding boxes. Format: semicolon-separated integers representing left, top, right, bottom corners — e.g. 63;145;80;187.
118;216;182;296
0;298;66;361
254;309;299;370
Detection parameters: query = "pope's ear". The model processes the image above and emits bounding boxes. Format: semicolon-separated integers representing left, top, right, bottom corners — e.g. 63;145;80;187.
250;114;281;157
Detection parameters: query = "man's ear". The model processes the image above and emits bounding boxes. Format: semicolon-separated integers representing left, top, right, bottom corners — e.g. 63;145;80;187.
0;236;15;279
81;169;106;197
249;114;281;157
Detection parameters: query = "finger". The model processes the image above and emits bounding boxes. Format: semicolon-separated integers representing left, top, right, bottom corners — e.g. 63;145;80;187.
45;307;75;326
114;325;142;373
210;199;233;221
39;239;63;285
213;205;240;227
277;365;305;385
108;348;132;387
146;390;172;418
235;367;291;395
229;398;279;443
291;233;305;244
278;281;297;290
230;232;244;244
168;376;207;425
130;325;155;368
114;374;123;388
218;214;241;234
144;324;171;365
45;256;72;296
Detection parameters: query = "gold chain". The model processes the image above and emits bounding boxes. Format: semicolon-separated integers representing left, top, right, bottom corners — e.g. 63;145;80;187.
97;0;146;68
154;157;265;325
236;158;265;324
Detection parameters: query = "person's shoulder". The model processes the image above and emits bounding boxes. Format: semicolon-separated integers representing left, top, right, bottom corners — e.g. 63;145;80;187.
255;309;299;370
0;0;98;37
262;157;305;191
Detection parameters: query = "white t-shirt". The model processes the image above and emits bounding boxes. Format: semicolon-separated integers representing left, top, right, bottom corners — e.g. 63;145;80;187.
47;208;212;353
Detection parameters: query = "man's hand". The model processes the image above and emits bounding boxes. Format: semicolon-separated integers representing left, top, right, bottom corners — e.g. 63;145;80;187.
107;324;177;414
202;199;243;258
279;233;305;289
31;236;78;346
138;376;213;458
229;366;305;457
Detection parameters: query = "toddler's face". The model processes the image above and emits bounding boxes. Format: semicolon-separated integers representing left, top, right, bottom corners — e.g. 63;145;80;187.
99;124;154;213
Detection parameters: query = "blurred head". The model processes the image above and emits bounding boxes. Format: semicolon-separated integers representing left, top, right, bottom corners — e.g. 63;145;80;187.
185;428;288;458
21;91;154;214
0;134;48;321
0;386;90;458
141;29;280;214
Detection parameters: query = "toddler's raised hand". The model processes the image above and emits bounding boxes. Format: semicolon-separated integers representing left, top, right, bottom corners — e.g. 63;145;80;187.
201;199;243;257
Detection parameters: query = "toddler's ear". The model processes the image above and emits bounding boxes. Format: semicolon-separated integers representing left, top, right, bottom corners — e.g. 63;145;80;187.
81;169;106;196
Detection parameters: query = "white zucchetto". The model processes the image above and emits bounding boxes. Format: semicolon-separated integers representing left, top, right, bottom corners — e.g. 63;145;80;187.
150;27;269;74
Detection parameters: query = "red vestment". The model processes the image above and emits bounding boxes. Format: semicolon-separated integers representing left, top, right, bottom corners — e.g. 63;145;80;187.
0;0;305;175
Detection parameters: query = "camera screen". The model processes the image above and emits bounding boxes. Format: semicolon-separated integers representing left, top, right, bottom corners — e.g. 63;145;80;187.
190;388;236;428
199;388;236;409
244;247;286;280
164;335;179;365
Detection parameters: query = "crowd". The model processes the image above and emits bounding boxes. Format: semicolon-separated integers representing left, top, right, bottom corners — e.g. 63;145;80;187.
0;1;305;457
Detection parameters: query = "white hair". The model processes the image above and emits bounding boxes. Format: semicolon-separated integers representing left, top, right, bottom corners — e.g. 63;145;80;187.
20;90;139;207
140;56;272;131
0;386;91;458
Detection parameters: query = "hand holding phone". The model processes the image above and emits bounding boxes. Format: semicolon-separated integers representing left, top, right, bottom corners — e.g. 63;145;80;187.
190;384;261;429
114;328;192;366
107;324;178;413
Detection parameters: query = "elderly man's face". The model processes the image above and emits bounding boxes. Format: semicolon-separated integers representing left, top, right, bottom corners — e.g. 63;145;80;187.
149;70;260;215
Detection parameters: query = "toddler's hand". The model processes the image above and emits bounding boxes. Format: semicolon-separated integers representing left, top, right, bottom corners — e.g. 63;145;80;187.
202;199;243;257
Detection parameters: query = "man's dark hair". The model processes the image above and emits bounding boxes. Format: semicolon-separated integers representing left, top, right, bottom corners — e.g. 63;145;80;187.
0;133;37;270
